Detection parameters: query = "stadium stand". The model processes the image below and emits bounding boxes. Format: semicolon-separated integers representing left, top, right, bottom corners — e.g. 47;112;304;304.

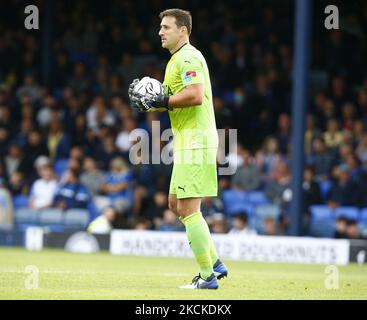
0;0;366;239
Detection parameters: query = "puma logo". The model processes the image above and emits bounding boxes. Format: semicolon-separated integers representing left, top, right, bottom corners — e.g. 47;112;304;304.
178;185;186;192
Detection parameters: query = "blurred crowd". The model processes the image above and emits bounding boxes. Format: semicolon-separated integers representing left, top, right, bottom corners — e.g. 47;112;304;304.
0;0;367;238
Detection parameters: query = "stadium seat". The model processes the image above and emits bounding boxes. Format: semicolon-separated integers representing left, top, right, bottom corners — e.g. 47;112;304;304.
334;207;359;220
254;204;281;219
309;205;332;220
14;208;38;224
309;205;335;238
38;208;64;225
228;202;254;217
64;209;90;230
247;191;269;206
221;189;251;216
359;208;367;222
13;195;29;209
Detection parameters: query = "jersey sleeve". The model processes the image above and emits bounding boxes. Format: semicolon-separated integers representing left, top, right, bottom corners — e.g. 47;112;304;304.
178;52;204;87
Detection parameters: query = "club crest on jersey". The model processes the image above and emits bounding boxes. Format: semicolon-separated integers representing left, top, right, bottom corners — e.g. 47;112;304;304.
183;70;197;84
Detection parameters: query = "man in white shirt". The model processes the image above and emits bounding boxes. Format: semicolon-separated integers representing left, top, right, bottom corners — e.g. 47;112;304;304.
29;163;58;210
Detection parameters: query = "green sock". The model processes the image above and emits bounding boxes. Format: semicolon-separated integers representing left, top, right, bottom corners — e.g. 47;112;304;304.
182;212;214;280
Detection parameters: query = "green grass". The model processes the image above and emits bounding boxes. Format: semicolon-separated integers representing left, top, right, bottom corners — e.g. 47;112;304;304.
0;247;366;300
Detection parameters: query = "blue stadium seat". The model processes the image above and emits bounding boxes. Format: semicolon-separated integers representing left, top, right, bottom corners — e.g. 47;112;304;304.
254;204;281;219
359;208;367;222
334;207;359;220
228;202;254;217
247;191;269;206
309;205;335;237
221;189;251;216
309;205;332;220
14;208;38;224
64;209;90;230
13;195;29;209
39;208;64;225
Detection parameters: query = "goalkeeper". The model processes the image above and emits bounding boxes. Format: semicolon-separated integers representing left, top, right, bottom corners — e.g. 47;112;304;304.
128;8;228;290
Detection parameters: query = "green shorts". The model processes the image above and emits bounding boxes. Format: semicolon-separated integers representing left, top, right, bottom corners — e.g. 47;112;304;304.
169;148;218;199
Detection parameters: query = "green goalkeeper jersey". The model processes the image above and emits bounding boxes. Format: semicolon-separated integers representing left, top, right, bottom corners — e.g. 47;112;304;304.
163;43;218;151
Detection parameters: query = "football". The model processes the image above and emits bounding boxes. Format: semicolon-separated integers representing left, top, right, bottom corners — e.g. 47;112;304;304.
133;76;163;98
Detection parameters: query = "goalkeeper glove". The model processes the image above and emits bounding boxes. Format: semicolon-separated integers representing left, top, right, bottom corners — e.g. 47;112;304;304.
128;78;141;111
131;91;170;112
140;91;170;112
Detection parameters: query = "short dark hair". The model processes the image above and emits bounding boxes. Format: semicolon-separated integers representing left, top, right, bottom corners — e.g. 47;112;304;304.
159;8;192;36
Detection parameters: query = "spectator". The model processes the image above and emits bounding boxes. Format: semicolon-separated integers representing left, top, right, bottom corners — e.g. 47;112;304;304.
97;157;132;213
80;157;105;197
115;116;138;154
326;164;359;208
133;217;152;230
24;129;49;167
141;190;168;226
8;171;29;196
262;217;279;236
309;137;335;181
86;96;115;133
255;136;282;177
341;102;357;131
323;118;343;150
68;62;90;94
303;166;322;207
4;144;29;179
304;114;322;156
47;118;71;160
228;212;257;235
275;113;291;155
201;197;224;219
356;133;367;164
231;149;261;191
334;216;348;238
88;206;118;234
0;126;10;155
16;74;40;103
53;169;90;210
29;163;58;210
346;219;361;239
0;178;13;227
208;213;228;234
265;161;292;206
96;133;121;171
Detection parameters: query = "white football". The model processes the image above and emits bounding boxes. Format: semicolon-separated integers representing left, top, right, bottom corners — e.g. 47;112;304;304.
133;76;163;97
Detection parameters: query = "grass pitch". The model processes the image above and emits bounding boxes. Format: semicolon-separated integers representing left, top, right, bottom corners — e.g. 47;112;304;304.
0;247;366;300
